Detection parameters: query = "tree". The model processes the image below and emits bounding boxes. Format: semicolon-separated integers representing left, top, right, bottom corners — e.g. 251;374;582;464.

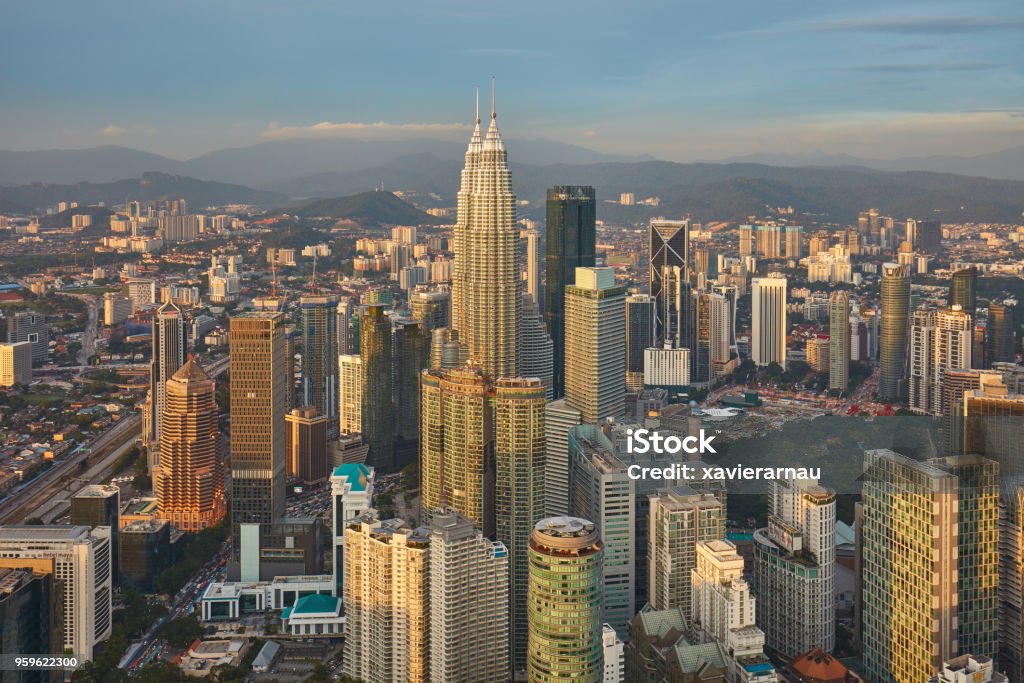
158;616;204;648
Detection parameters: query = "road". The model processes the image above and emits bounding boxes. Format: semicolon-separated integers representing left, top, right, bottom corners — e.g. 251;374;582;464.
63;292;99;365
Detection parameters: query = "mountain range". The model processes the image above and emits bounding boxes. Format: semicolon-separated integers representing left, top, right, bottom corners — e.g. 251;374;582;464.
1;139;1023;224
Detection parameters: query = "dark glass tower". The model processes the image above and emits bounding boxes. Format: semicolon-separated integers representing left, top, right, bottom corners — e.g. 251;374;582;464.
949;267;977;318
649;220;690;347
986;302;1015;365
300;295;339;438
545;186;596;399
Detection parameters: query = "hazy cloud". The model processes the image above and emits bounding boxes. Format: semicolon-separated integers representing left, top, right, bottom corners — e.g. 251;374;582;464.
98;124;158;138
99;125;127;137
841;62;1003;73
805;16;1024;35
261;121;467;140
460;48;551;58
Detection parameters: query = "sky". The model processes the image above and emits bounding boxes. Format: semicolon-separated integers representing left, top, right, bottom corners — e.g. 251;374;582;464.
2;0;1023;161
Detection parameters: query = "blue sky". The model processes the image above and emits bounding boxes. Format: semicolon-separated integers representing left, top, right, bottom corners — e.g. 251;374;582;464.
2;0;1023;160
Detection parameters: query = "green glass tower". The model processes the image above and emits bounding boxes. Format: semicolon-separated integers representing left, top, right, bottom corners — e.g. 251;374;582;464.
527;516;603;683
360;304;395;469
879;263;911;401
545;186;596;399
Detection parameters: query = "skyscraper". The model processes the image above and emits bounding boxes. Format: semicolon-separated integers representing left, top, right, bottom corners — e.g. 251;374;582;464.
647;486;725;616
861;449;958;683
0;566;63;677
229;312;287;559
285;406;328;484
879;263;911;401
409;287;450;332
338;354;363;435
342;513;429;683
829;291;850;392
393;319;429;442
751;276;787;368
625;293;655;392
544;398;583;517
429;511;511;682
753;479;836;657
987;302;1015;365
909;306;972;415
524;227;541;307
451;88;521;380
527;517;604;683
649;220;689;347
520;295;554;399
565;267;626;423
419;367;495;535
360;304;395;468
150;301;185;455
155;359;226;532
6;312;47;363
0;341;32;387
300;294;339;438
950;266;978;318
494;377;547;674
785;225;803;259
70;484;121;585
545;186;597;398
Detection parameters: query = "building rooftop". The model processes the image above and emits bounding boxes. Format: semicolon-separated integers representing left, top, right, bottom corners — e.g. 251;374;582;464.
72;484;119;499
282;593;342;619
0;525;93;541
331;463;372;492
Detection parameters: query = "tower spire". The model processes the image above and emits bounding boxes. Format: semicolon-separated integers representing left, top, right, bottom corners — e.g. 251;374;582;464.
491;76;496;120
476;87;480;125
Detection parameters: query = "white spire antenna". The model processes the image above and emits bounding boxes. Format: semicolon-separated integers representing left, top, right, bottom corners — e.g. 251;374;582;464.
475;87;481;125
491;76;496;120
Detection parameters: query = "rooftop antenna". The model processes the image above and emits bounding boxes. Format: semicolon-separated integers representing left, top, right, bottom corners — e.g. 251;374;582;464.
491;76;496;120
476;87;480;125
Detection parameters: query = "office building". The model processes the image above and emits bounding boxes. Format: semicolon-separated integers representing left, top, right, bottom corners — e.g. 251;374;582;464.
409;287;450;332
0;566;63;680
751;276;787;368
545;186;597;397
154;359;225;533
879;263;911;401
565;267;626;422
229;312;287;560
907;219;942;252
102;292;132;326
6;312;47;363
544;398;583;517
360;304;395;468
987;302;1015;365
626;293;656;391
828;291;850;391
691;539;776;682
393;319;429;442
648;486;725;616
1001;484;1024;683
126;278;157;311
300;295;339;438
520;295;554;399
569;425;635;636
419;367;494;534
338;353;363;434
0;341;32;386
861;449;958;683
494;377;546;673
285;407;328;484
643;347;690;389
753;479;836;658
342;514;429;683
527;517;604;683
149;301;185;453
0;526;112;660
429;512;510;682
451;94;521;380
329;463;374;592
119;519;171;591
649;220;689;347
524;227;541;307
70;485;120;584
950;267;978;318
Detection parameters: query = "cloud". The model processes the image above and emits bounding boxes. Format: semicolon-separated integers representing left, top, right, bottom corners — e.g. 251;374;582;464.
582;129;597;137
261;121;467;140
459;47;551;58
98;124;158;138
99;124;128;137
841;62;1003;73
726;15;1024;38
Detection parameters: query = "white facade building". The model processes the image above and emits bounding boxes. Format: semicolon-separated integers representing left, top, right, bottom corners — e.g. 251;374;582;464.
751;276;787;368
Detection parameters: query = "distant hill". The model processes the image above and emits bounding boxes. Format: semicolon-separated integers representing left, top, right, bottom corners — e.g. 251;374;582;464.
0;198;30;215
0;172;285;212
0;145;183;185
279;190;443;226
39;205;114;229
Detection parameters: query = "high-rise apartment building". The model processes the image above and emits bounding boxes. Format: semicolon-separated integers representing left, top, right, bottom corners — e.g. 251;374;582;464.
753;479;836;657
751;276;787;368
785;225;803;259
909;307;973;415
861;449;958;683
154;360;225;532
102;292;132;326
739;224;754;257
0;341;32;387
648;486;725;617
342;514;429;683
419;367;495;535
879;263;911;401
300;295;339;438
429;511;511;682
649;220;689;347
360;304;395;468
0;525;112;660
329;463;374;592
6;312;47;364
625;293;655;392
338;354;363;435
285;406;328;484
451;94;521;380
494;377;547;674
565;267;626;423
228;312;287;559
527;517;604;683
149;301;185;453
829;291;850;392
545;186;597;397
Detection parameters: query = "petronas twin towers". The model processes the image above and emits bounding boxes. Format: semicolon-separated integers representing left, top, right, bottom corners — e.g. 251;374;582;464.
451;85;522;379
